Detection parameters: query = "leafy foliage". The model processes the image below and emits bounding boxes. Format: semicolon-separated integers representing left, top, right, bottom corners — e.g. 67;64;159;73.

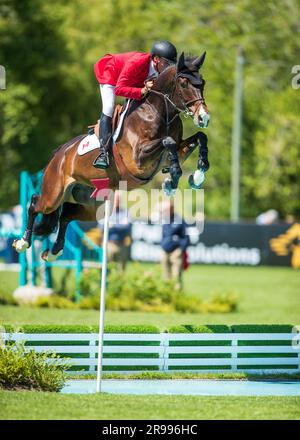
9;264;238;312
2;323;160;333
78;264;238;313
0;342;68;391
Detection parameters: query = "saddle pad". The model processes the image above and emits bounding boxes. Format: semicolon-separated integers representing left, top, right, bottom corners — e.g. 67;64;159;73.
77;99;131;156
77;133;99;155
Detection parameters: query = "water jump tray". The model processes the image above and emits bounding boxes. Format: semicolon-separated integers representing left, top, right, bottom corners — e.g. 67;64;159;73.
61;379;300;396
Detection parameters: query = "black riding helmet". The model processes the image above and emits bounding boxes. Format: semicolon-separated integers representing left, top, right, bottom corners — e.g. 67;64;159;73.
150;40;177;63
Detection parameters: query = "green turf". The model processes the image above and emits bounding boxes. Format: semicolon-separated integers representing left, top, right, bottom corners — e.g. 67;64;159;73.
1;264;299;328
0;390;299;420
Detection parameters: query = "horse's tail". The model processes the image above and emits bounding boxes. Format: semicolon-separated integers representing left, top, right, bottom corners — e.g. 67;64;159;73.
33;208;60;237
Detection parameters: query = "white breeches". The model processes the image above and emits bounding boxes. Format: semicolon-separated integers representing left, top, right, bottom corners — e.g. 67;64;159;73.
100;84;115;117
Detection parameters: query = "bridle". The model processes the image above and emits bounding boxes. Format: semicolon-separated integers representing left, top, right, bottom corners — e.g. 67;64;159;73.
149;71;205;135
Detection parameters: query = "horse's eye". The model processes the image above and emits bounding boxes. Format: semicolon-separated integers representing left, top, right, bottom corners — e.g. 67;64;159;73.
181;80;188;89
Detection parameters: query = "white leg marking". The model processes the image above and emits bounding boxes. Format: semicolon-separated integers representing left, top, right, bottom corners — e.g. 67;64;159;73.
42;249;63;262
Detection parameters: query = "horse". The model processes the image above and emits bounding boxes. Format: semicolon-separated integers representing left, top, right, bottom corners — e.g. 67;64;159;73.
12;52;210;261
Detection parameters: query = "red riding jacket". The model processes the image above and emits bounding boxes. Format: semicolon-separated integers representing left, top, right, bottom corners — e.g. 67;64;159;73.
94;51;152;100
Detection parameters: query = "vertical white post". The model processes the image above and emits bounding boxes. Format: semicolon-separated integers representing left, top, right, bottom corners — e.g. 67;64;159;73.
230;47;244;222
96;197;110;393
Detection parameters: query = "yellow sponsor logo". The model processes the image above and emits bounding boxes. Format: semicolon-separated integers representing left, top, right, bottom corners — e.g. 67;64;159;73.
270;223;300;269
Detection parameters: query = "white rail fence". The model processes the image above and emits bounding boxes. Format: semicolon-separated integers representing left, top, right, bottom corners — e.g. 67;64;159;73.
2;332;300;374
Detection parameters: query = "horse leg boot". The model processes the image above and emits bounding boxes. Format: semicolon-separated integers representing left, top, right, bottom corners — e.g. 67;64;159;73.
41;214;69;262
197;132;210;172
187;132;210;190
93;114;112;170
163;137;182;190
41;203;73;262
13;194;39;253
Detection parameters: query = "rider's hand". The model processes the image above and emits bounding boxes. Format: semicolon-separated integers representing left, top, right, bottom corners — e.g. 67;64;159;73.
141;87;148;97
145;79;154;89
141;80;154;97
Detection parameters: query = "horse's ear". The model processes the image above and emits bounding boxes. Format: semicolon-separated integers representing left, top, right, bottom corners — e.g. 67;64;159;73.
177;52;185;72
193;51;206;70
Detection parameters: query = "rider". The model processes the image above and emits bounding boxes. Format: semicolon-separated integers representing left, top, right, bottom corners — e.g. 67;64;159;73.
93;40;177;169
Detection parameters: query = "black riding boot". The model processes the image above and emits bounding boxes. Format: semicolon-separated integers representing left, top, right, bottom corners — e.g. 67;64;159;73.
93;114;112;170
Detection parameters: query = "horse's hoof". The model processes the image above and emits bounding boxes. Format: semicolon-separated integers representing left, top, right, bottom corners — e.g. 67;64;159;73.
12;238;29;253
189;169;205;190
162;178;176;197
41;249;63;262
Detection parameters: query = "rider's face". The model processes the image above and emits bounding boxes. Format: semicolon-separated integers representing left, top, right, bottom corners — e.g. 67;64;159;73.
153;56;167;73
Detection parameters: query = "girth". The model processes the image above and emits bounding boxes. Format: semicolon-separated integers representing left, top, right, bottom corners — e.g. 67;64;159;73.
112;144;151;189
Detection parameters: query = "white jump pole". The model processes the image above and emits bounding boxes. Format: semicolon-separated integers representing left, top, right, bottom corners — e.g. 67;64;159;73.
96;196;110;393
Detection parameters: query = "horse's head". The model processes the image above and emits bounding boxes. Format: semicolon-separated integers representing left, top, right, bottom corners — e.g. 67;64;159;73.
175;52;210;128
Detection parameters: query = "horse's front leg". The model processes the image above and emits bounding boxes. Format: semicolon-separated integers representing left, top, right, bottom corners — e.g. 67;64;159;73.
162;136;182;195
178;131;209;170
196;131;209;172
12;194;39;253
178;131;209;189
138;136;182;196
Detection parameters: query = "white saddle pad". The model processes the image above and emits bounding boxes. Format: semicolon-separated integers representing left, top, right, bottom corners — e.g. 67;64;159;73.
77;100;131;156
77;134;99;155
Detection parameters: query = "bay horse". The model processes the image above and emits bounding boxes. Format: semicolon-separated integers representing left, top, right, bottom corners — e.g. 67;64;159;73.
13;52;210;261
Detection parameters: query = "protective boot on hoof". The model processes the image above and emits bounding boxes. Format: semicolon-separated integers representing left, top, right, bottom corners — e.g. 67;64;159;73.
12;238;29;254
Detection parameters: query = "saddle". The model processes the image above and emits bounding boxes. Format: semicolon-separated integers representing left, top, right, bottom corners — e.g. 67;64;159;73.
88;102;151;188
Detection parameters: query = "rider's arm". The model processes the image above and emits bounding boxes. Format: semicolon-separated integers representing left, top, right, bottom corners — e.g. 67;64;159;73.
115;60;145;100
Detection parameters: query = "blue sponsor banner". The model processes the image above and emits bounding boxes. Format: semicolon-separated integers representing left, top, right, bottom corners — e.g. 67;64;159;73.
130;222;299;267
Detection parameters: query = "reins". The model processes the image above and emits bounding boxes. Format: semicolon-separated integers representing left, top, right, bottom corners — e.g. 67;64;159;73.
149;74;204;136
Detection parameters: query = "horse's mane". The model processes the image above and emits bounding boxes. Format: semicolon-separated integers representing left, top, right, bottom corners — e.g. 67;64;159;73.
152;63;176;92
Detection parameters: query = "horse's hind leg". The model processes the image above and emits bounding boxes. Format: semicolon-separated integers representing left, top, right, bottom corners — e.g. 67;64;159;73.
13;194;39;253
33;169;70;237
13;169;68;253
41;203;96;262
41;206;69;262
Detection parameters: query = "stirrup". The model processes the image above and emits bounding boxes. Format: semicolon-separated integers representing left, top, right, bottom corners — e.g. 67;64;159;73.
93;151;109;170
